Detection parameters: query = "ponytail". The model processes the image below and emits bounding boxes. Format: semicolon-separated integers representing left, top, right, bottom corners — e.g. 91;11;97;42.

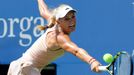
36;25;48;30
37;17;56;31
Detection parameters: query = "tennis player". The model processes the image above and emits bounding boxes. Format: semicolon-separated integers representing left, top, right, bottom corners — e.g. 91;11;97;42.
7;0;101;75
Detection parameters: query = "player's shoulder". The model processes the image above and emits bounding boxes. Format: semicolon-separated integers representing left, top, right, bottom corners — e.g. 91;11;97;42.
57;33;71;42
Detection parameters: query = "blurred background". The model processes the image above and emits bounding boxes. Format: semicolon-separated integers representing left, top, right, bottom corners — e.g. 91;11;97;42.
0;0;134;75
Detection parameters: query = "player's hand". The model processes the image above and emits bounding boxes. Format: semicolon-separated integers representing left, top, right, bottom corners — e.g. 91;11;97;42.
90;60;101;72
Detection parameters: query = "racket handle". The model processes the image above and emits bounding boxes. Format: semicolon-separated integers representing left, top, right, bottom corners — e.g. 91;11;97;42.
98;66;107;71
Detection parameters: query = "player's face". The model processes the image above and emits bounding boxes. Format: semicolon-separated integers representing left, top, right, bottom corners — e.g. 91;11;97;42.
58;11;76;34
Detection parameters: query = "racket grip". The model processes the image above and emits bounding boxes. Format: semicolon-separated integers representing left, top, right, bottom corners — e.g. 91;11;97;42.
98;66;107;71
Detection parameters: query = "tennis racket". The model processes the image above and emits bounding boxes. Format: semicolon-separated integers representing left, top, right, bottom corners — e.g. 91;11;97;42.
98;51;133;75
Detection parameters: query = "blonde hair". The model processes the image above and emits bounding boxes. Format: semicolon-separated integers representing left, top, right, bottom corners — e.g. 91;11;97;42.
37;16;56;31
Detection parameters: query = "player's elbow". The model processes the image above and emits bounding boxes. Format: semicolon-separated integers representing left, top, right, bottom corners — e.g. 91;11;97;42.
62;43;79;55
61;43;73;52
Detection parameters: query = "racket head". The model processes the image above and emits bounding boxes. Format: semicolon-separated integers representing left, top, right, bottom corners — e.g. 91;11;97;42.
117;52;133;75
106;51;133;75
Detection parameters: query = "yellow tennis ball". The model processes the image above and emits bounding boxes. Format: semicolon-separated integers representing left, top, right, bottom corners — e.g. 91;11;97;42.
103;53;113;63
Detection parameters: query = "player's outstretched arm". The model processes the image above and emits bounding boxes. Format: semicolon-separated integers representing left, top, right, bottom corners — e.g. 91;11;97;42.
37;0;51;20
57;34;101;72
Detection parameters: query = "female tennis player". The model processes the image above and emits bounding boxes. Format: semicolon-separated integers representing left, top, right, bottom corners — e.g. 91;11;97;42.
7;0;101;75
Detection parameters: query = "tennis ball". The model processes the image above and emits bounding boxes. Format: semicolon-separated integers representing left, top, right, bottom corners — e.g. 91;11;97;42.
103;53;113;63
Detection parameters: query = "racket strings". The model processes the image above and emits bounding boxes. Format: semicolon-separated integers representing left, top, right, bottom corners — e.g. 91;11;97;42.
117;53;132;75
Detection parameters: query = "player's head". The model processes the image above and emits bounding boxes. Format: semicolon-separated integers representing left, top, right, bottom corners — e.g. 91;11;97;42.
54;4;76;34
37;4;76;33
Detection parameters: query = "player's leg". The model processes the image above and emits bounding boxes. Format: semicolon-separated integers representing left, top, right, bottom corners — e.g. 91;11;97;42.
7;60;40;75
7;60;21;75
20;62;41;75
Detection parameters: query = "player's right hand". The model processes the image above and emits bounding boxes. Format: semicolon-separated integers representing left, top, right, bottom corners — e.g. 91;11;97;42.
90;60;101;72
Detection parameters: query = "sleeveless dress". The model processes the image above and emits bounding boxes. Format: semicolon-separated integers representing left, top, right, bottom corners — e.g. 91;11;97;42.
7;25;65;75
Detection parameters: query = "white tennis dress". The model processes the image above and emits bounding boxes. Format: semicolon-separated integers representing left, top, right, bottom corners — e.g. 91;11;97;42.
7;25;65;75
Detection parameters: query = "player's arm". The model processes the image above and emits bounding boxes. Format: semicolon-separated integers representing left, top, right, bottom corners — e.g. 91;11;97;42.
57;34;101;72
57;34;98;65
37;0;51;20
